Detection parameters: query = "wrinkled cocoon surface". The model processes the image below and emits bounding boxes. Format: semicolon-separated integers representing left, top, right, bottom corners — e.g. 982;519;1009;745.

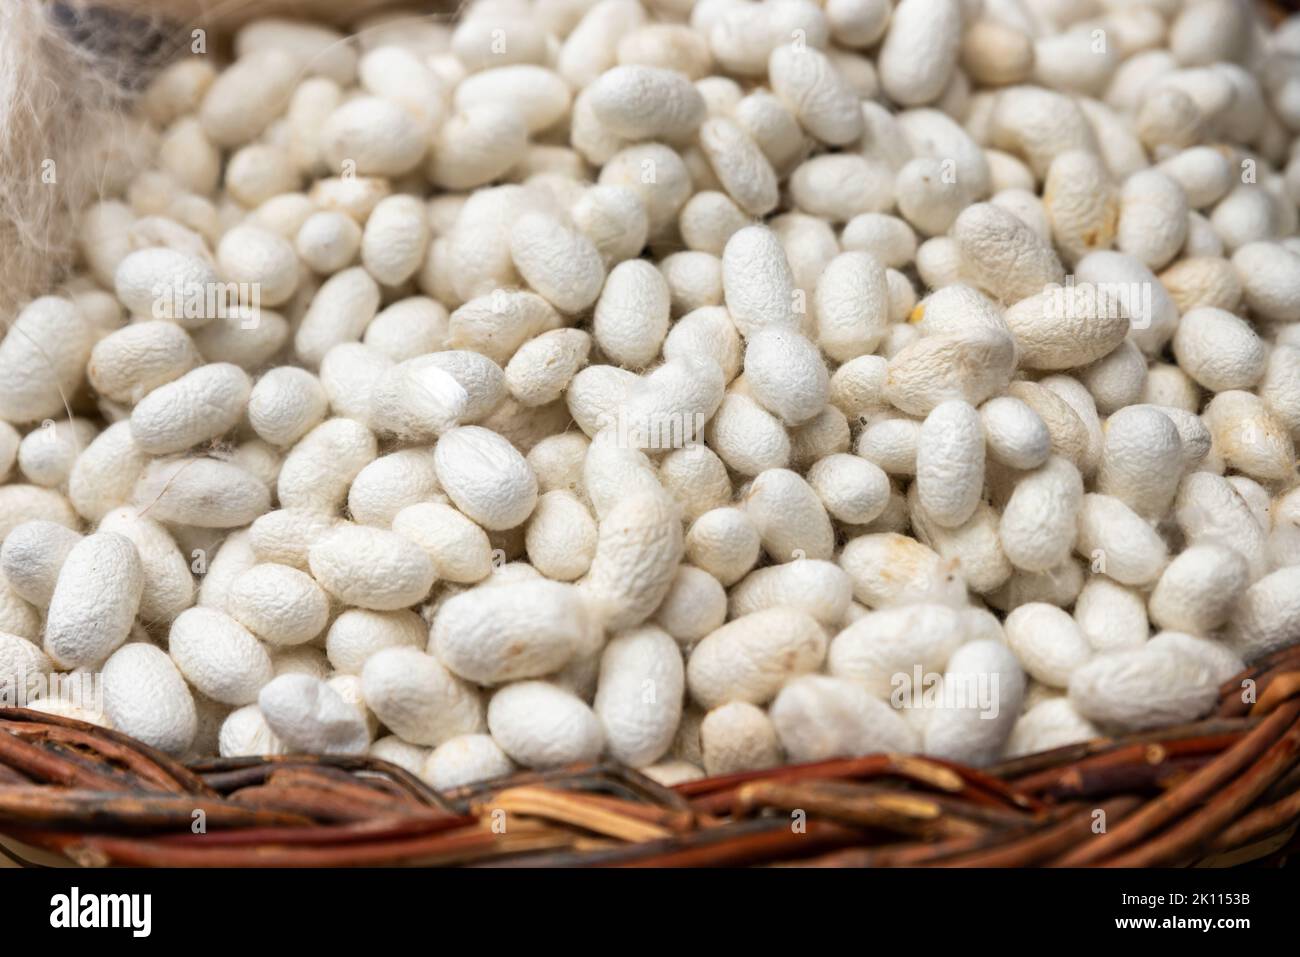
2;0;1300;782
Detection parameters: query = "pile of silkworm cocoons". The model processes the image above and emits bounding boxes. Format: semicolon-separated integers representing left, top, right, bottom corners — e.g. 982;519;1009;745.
4;0;1300;791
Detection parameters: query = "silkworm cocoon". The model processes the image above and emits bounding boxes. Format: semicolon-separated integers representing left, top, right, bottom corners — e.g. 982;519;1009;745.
359;195;429;288
1230;242;1300;322
198;48;297;147
660;310;743;390
41;531;142;669
113;247;221;331
165;607;271;706
655;445;728;524
591;261;671;371
914;401;985;529
0;297;94;425
720;226;799;338
684;507;761;588
309;526;434;612
343;451;439;529
370;352;506;443
431;426;537;532
812;252;889;363
882;327;1018;416
294;267;382;369
767;44;863;146
278;418;378;513
839;532;965;609
1074;493;1169;588
320;95;427;178
839;215;917;271
741;327;830;428
1228;566;1300;662
13;418;94;489
1001;382;1088;474
570;185;650;268
999;457;1085;574
0;424;16;482
1202;391;1296;483
743;468;833;564
1003;283;1131;372
324;607;425;676
95;507;191;623
1069;645;1216;732
642;565;723;644
355;646;485;748
0;486;77;545
1157;147;1232;211
246;367;328;449
0;629;50;689
952;202;1066;305
696;116;779;217
362;298;450;365
587;65;706;143
791;154;894;225
258;673;369;755
87;321;198;407
0;567;40;641
959;19;1034;88
213;225;298;309
0;521;81;609
220;701;287;757
676;194;746;259
422;733;515;789
702;391;790;477
1175;472;1269;582
427;104;529;191
658;251;724;317
617;22;711;77
527;435;590;501
729;560;850;629
828;356;888;424
707;0;827;77
827;602;965;698
518;490;595;582
389;505;491;589
508;213;606;315
697;701;781;775
580;491;682;630
296;211;362;274
126;363;249;457
1147;543;1248;638
1004;603;1092;689
1114;169;1191;271
1075;251;1179;356
433;577;586;684
801;453;887;526
686;607;826;709
223;562;329;648
732;90;806;177
1171;306;1267;391
1260;345;1300;440
1093;405;1183;521
597;142;693;236
365;736;428;776
592;625;684;767
875;0;960;105
580;432;662;522
772;673;918;763
1227;476;1271;530
980;397;1051;470
1147;632;1243;688
1068;576;1148;654
1078;341;1147;416
487;680;604;769
498;330;589;410
920;640;1025;766
1006;698;1100;759
102;643;197;756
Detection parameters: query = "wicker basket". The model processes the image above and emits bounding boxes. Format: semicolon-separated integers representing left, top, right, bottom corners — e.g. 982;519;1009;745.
1;644;1297;868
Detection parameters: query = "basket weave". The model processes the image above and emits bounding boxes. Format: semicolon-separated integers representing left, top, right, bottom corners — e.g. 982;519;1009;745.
1;644;1297;867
